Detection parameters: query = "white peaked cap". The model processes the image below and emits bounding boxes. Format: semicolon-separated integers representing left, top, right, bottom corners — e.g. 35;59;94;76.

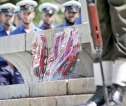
38;3;59;13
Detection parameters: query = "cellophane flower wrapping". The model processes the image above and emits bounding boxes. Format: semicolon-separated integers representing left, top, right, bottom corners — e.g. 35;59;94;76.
32;31;47;82
43;27;81;81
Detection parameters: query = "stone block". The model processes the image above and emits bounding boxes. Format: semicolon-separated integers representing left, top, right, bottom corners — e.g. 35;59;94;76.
0;34;25;55
68;78;95;95
0;84;29;100
29;97;56;106
57;94;93;106
29;80;67;97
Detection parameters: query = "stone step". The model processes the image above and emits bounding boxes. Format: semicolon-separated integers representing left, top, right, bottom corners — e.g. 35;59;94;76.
0;95;92;106
0;94;126;106
0;78;95;100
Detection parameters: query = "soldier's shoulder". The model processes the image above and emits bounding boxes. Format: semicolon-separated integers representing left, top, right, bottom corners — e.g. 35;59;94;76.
55;23;64;28
10;27;21;35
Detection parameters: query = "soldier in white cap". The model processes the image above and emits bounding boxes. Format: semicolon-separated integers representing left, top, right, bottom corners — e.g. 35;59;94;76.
75;0;81;25
38;3;59;30
11;0;41;35
0;3;16;36
14;6;22;27
0;3;24;85
56;0;81;28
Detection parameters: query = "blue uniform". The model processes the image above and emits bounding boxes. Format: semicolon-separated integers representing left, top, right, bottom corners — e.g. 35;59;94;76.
0;24;24;86
39;24;55;30
0;24;16;37
55;21;69;28
11;24;41;35
75;14;82;24
0;64;13;85
56;14;82;28
55;19;80;28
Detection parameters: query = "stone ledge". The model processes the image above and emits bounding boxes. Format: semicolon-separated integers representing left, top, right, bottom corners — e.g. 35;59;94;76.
0;94;126;106
0;97;56;106
0;84;29;100
29;80;67;97
68;78;95;95
0;80;66;100
0;78;94;100
56;94;92;106
0;95;92;106
0;34;25;55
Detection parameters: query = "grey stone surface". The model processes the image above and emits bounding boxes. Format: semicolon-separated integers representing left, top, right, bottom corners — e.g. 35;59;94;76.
80;0;89;23
57;94;126;106
0;99;29;106
0;34;25;55
0;78;95;100
29;80;67;97
0;94;126;106
0;95;92;106
68;78;95;95
0;84;29;100
26;32;36;51
29;97;56;106
56;94;93;106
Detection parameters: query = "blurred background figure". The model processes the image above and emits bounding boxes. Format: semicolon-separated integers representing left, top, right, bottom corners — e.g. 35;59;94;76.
0;3;16;36
56;0;81;28
38;20;43;27
11;0;41;35
38;2;59;30
0;3;24;86
0;11;2;24
14;6;22;27
75;0;82;25
74;0;82;24
75;13;81;25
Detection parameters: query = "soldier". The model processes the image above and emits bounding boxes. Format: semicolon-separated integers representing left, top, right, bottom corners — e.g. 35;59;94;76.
75;14;81;24
0;3;16;36
11;0;41;35
0;3;24;85
55;0;81;28
38;3;59;30
78;0;126;106
75;0;82;25
14;6;22;27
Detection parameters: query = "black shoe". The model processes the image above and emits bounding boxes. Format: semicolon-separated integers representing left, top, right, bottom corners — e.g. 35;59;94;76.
109;84;125;106
78;86;109;106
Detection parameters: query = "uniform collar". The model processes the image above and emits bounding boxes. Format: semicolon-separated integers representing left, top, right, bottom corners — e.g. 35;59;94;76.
64;21;77;26
19;23;38;32
19;24;26;32
40;24;46;30
40;24;55;30
32;24;39;31
63;21;69;27
11;25;16;31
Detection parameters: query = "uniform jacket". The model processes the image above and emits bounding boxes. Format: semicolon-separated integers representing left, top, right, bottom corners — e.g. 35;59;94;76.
39;24;55;30
11;24;41;35
0;24;24;86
